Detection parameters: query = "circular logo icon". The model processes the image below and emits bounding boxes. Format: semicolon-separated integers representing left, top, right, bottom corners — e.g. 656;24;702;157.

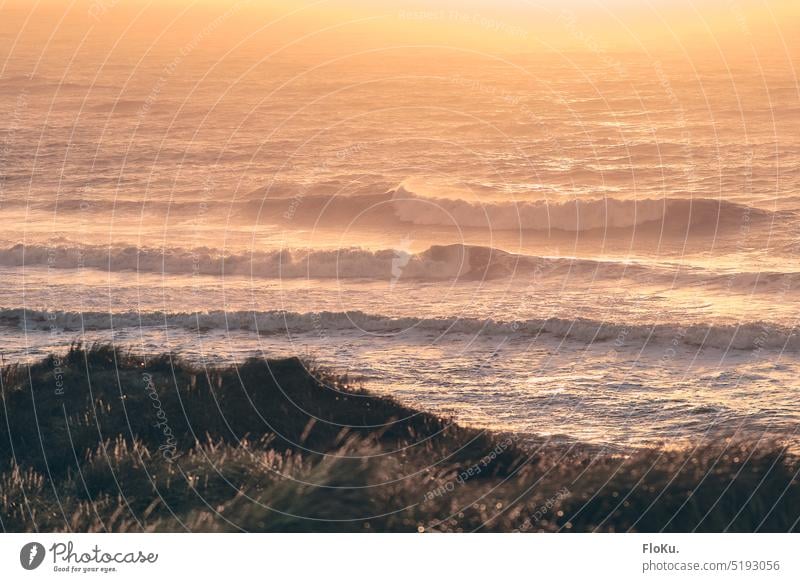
20;542;46;570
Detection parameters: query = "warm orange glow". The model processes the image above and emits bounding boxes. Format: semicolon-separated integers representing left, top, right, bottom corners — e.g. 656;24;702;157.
1;0;799;452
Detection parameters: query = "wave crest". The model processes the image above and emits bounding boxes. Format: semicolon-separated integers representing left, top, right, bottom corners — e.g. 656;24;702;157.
1;242;798;290
2;308;796;351
389;187;775;232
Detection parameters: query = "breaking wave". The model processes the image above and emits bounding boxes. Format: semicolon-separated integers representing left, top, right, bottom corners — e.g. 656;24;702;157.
392;189;778;232
0;242;533;280
1;242;797;289
250;185;781;232
12;185;783;234
1;308;796;351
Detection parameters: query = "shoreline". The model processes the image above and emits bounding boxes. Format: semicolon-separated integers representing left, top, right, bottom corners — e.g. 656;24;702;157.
1;345;798;532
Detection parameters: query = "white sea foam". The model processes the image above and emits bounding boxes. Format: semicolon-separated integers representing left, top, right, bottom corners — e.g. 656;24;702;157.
1;242;796;290
2;307;796;351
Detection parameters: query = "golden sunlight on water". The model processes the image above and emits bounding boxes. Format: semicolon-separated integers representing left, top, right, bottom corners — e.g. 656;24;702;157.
0;0;798;450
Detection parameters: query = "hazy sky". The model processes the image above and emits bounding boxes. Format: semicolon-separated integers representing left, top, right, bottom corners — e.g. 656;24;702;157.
2;0;798;60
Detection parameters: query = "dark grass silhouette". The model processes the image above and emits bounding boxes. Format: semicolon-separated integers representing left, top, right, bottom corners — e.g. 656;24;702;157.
1;345;797;532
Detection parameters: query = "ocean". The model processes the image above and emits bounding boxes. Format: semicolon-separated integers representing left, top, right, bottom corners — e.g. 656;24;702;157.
1;47;798;450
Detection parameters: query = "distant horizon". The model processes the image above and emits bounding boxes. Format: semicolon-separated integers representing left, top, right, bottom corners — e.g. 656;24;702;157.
2;0;798;54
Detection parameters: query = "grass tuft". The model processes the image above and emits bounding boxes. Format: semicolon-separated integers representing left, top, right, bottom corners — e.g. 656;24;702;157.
1;345;797;532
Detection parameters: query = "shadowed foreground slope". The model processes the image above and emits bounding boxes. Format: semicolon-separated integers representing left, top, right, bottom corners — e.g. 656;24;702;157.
1;346;797;532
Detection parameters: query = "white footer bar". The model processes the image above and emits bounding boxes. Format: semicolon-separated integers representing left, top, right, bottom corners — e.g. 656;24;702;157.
1;533;796;581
